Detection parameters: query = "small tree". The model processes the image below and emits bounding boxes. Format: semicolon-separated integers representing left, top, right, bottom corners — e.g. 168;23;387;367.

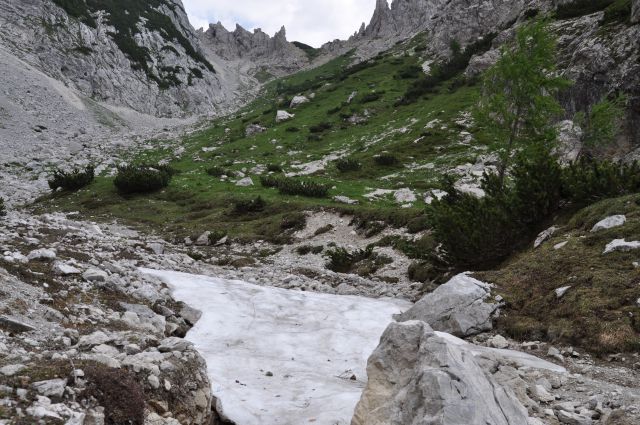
575;94;627;159
475;18;571;188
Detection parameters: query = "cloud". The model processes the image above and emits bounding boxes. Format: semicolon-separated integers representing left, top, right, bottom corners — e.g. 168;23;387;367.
182;0;380;47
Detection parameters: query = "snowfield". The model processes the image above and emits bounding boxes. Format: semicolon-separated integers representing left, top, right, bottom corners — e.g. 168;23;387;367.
141;269;412;425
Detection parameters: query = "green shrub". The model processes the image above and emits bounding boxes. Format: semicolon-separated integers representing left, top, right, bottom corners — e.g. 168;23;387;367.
396;65;423;79
324;245;391;276
360;92;382;103
314;224;334;236
562;159;640;205
408;261;437;283
206;166;229;177
285;126;300;133
555;0;615;19
374;154;399;166
48;165;95;192
603;0;632;24
260;175;329;198
309;122;333;133
267;164;283;173
232;196;266;214
281;212;307;230
296;245;324;255
114;164;173;194
335;158;361;172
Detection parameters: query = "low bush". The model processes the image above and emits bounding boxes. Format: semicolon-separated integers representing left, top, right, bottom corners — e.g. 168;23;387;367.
309;122;333;133
281;212;307;230
314;224;334;236
408;261;438;283
285;126;300;132
562;159;640;205
232;196;266;214
296;245;324;255
48;165;95;192
267;164;283;173
114;164;173;194
360;92;383;103
602;0;632;24
396;65;423;79
206;166;229;177
335;158;361;172
84;365;145;425
260;175;329;198
374;154;399;166
325;245;392;276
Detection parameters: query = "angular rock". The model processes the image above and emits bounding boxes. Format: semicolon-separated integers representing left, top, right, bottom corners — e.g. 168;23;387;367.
27;248;56;261
555;286;572;299
147;242;165;255
158;337;192;353
276;110;295;122
535;226;559;249
180;304;203;326
82;268;108;282
604;239;640;254
52;262;81;275
32;378;67;398
245;124;267;137
333;195;359;205
0;316;36;333
353;321;538;425
235;177;254;187
395;273;498;337
592;215;626;232
0;364;26;376
289;95;310;108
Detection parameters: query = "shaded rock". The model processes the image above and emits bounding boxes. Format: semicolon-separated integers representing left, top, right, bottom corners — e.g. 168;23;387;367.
352;321;535;425
158;337;192;353
32;379;67;398
0;316;36;333
395;273;497;337
604;239;640;254
27;248;56;261
82;268;108;282
180;304;203;326
147;243;165;255
245;124;267;137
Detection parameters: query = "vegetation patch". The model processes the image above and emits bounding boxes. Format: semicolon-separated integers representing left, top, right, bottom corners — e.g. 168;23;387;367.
114;164;173;194
48;166;95;192
324;245;393;277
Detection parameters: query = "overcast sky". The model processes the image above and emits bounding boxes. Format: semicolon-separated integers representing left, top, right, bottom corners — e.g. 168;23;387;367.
182;0;381;47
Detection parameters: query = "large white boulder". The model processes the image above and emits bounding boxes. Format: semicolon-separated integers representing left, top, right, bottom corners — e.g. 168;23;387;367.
591;215;626;232
395;273;498;337
352;321;564;425
289;95;309;108
276;110;295;122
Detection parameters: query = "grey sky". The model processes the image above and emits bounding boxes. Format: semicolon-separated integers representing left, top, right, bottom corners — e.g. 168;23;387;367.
182;0;380;47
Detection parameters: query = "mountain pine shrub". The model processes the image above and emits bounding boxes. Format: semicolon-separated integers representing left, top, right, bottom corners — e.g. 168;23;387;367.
335;158;361;172
48;165;95;192
260;175;329;198
232;196;266;214
114;164;173;194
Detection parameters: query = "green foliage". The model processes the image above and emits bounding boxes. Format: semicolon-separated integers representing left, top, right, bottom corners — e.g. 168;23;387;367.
267;164;283;173
233;196;266;214
334;158;361;172
259;175;329;198
374;154;399;166
309;122;333;133
603;0;632;24
296;245;324;255
360;92;383;103
48;166;95;192
575;94;627;157
206;166;229;177
324;245;392;276
114;164;173;194
280;212;307;230
475;18;571;187
397;33;496;105
562;159;640;205
292;41;321;60
555;0;615;19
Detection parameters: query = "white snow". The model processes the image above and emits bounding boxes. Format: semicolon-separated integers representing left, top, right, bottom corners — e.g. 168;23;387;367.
141;269;411;425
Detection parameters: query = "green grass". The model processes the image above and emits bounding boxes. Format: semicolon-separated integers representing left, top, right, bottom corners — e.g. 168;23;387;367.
41;33;488;243
480;194;640;354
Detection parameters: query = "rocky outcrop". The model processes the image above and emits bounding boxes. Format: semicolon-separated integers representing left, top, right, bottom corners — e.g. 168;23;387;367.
0;0;232;117
199;23;309;79
352;321;564;425
395;273;499;336
633;0;640;23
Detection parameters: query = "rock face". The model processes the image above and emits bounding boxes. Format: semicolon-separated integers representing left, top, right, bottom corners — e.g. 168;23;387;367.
352;321;564;425
199;23;310;79
633;0;640;24
395;273;498;336
0;0;231;117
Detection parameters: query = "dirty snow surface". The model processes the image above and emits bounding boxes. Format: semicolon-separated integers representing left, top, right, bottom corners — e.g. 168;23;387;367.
142;269;411;425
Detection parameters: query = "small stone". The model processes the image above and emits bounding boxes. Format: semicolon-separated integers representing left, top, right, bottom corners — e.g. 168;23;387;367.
148;375;160;389
0;364;26;376
555;286;571;299
236;177;254;187
52;262;81;275
265;371;273;377
32;378;67;398
27;248;56;261
82;268;108;282
488;335;509;349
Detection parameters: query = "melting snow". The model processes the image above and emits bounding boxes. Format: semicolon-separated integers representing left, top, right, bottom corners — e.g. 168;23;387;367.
141;269;411;425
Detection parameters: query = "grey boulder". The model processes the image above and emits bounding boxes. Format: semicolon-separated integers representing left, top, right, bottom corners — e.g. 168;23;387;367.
395;273;498;337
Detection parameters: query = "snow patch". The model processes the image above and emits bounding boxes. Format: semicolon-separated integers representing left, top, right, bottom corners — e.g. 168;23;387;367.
141;269;411;425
